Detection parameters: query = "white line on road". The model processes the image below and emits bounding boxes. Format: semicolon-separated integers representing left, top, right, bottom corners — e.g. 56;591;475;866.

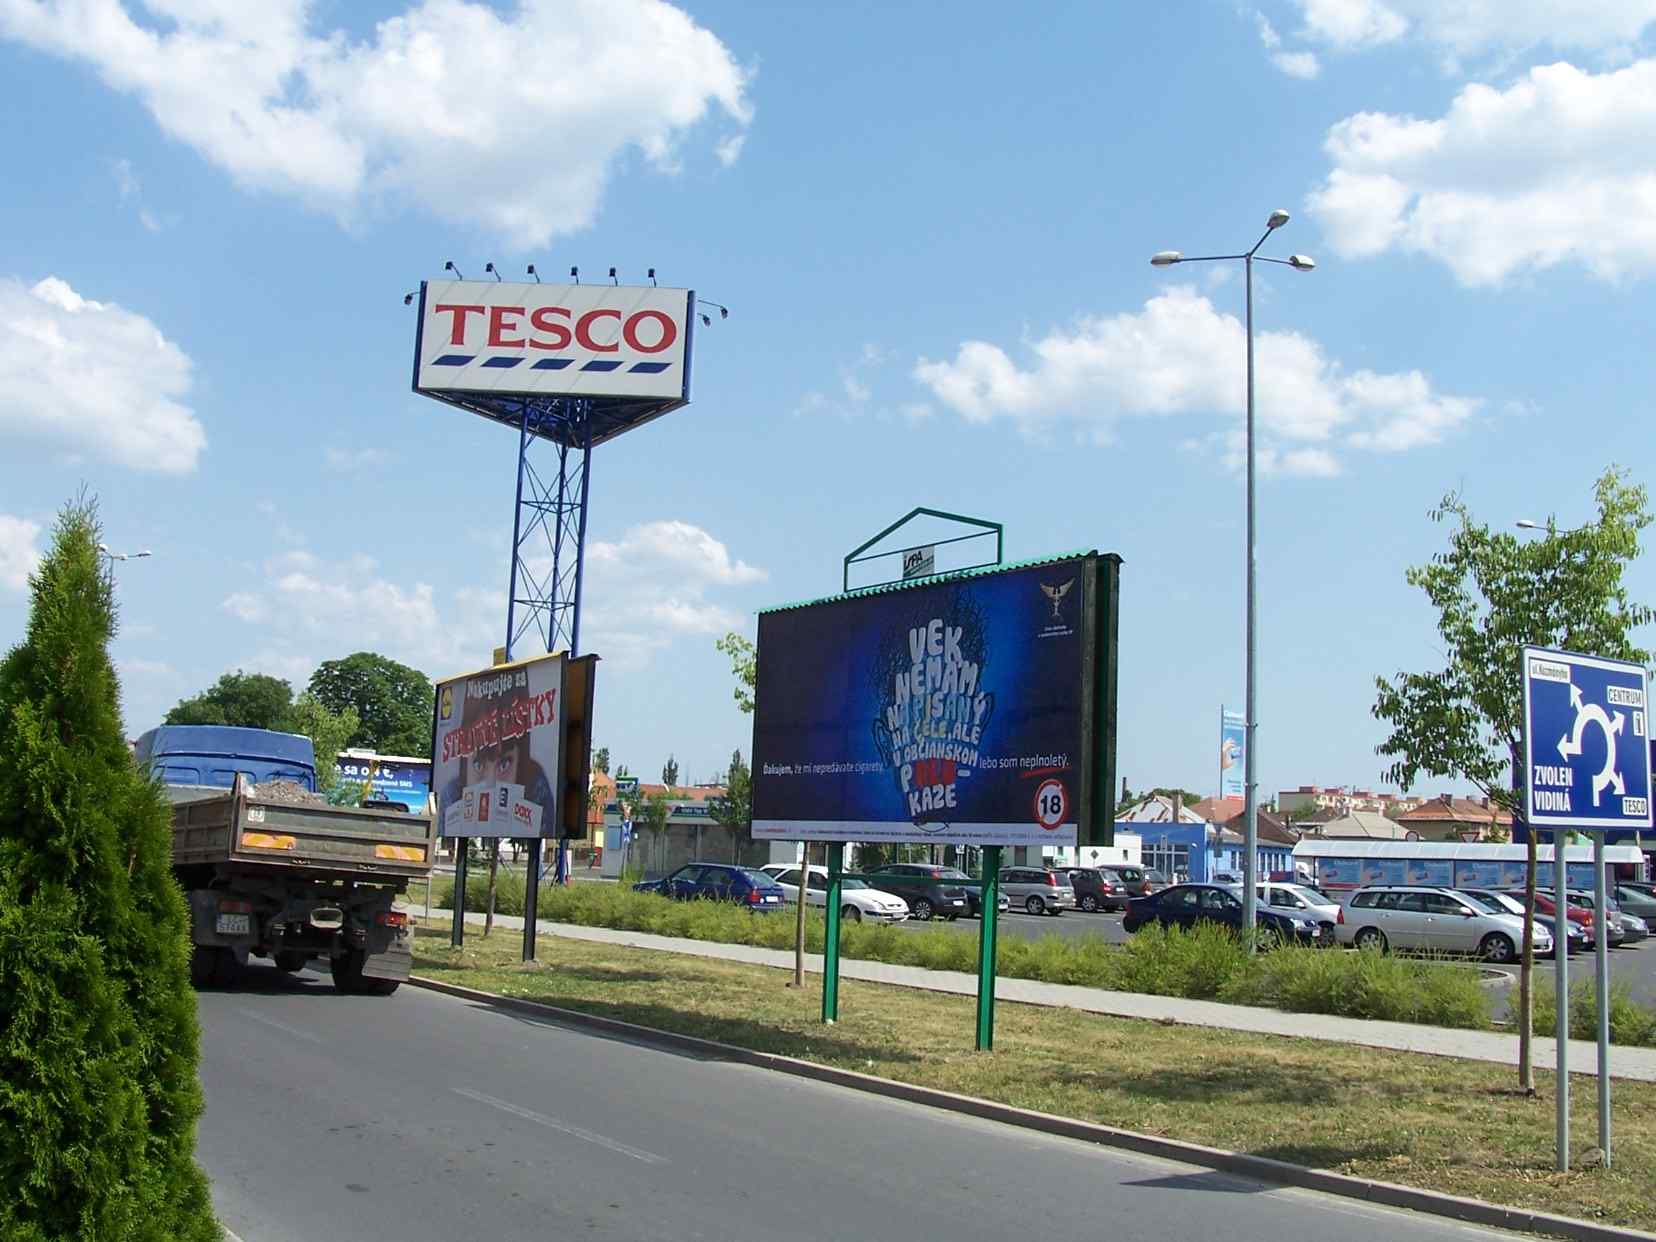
451;1087;667;1164
234;1009;322;1045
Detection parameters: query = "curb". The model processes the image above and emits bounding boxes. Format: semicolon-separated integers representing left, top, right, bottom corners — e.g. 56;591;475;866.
409;973;1655;1242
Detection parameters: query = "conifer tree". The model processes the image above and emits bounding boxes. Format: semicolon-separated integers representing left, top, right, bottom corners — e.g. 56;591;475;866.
0;500;219;1241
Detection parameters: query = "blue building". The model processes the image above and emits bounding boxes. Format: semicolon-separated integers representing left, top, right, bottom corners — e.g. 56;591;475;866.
1119;795;1297;883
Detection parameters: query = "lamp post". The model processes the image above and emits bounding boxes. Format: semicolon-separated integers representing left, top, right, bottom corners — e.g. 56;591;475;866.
97;543;151;584
1152;210;1315;942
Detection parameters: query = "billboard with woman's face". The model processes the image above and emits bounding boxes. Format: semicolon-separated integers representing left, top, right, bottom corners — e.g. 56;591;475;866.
432;654;565;839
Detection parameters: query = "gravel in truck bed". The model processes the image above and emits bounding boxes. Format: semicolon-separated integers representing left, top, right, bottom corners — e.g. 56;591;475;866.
249;778;329;806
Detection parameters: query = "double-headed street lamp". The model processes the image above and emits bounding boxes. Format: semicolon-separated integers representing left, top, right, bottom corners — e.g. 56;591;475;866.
1151;209;1315;940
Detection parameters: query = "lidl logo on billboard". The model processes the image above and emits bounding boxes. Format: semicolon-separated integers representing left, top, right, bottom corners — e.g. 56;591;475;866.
1522;646;1653;832
439;685;455;721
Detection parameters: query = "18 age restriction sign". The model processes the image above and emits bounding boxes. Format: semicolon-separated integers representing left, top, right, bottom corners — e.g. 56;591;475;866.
1033;778;1069;831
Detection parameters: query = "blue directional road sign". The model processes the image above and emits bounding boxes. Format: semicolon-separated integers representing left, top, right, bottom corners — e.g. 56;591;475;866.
1523;646;1652;833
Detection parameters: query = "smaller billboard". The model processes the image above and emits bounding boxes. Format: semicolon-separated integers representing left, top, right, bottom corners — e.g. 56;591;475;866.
335;753;431;812
432;653;568;840
1219;708;1244;800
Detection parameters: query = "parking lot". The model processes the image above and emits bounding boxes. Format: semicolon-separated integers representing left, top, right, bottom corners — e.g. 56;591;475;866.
891;903;1656;1007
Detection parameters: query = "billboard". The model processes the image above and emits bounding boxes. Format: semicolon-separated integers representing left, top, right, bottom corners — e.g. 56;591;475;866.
414;280;692;406
751;553;1117;847
431;652;588;840
335;753;431;813
1219;707;1244;800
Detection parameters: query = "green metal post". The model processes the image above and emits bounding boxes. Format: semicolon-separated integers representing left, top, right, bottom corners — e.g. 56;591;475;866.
822;842;844;1023
975;845;1001;1050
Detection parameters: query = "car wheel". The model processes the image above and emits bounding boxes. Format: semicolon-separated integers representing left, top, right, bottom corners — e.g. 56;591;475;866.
1080;895;1099;913
273;951;308;974
1479;932;1516;964
1354;927;1387;953
1025;895;1045;916
913;898;934;921
841;905;862;923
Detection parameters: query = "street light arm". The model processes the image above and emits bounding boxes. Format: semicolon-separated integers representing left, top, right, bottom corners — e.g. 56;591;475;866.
1245;226;1274;258
1171;253;1250;264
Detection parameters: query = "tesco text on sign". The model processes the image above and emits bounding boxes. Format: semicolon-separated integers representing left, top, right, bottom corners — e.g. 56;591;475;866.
414;280;692;404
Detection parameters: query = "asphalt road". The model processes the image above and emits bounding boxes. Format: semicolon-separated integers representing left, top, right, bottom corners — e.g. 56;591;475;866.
198;963;1536;1242
895;906;1656;1006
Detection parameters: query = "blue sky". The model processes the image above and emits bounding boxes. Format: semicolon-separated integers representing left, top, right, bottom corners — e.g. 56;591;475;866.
3;0;1656;800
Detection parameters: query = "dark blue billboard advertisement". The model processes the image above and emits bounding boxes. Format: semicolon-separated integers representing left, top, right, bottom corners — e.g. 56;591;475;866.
752;554;1107;847
335;753;432;813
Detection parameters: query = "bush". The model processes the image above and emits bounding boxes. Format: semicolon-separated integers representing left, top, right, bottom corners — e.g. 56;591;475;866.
1528;980;1656;1047
0;502;219;1242
1222;945;1491;1029
1103;923;1252;999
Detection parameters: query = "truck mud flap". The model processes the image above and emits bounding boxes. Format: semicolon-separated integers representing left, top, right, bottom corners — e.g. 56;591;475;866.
361;939;412;982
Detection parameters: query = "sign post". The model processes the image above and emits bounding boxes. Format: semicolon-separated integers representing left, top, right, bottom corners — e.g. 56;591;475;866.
1523;646;1653;1170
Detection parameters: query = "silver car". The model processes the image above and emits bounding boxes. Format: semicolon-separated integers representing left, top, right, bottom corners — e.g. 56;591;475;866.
998;867;1077;916
1337;885;1549;962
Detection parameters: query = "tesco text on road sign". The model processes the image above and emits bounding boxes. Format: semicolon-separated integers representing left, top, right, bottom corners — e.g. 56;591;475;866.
1522;646;1653;832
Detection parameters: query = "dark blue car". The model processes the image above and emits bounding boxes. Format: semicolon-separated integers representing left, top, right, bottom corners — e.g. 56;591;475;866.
1122;883;1326;946
633;863;787;911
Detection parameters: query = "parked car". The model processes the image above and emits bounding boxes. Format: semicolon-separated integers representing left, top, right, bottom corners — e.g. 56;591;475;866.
1338;886;1548;962
1614;885;1656;922
998;867;1077;916
863;864;970;921
1515;890;1622;947
759;864;910;923
1122;883;1324;946
930;867;1009;918
1566;890;1649;946
1066;867;1127;913
1456;888;1583;957
633;863;787;911
1099;863;1153;900
1245;882;1343;936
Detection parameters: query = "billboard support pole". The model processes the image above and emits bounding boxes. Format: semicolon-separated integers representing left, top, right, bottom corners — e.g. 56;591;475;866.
975;846;1001;1050
1594;832;1611;1166
451;846;467;947
1555;833;1570;1170
822;843;844;1023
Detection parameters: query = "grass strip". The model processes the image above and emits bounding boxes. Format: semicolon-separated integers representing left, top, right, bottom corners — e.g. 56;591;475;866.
410;921;1656;1235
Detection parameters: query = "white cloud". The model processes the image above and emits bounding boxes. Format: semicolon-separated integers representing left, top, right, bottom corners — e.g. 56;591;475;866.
1282;0;1656;57
1309;58;1656;284
1272;50;1323;77
0;276;205;472
324;445;392;471
0;514;42;591
118;657;177;678
111;156;138;201
0;0;752;248
913;287;1479;471
218;520;762;679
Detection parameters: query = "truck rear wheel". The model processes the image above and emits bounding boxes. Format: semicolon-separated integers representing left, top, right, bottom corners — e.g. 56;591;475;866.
331;948;400;996
273;951;309;974
190;945;238;989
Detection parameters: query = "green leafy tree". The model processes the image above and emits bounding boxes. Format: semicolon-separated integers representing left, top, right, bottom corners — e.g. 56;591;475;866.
0;500;219;1241
632;788;674;875
662;754;680;788
716;632;756;714
290;693;360;797
165;670;294;731
307;652;433;757
593;746;610;775
711;750;752;861
1373;467;1653;1091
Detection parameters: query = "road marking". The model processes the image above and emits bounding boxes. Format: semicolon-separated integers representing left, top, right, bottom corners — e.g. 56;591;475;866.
451;1087;666;1164
234;1009;322;1044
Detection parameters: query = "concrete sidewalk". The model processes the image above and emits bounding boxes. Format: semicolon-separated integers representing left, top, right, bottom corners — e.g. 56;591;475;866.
412;903;1656;1083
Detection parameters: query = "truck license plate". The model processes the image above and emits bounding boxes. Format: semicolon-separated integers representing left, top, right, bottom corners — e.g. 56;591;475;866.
215;913;251;936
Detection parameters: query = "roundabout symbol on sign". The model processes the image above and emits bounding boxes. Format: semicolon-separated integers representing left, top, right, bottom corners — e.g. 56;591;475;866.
1034;778;1068;831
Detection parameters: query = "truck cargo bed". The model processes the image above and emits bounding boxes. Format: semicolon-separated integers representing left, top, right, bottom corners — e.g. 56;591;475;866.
168;782;434;880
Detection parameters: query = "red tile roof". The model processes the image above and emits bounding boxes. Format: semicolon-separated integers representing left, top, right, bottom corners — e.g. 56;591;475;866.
1394;794;1512;826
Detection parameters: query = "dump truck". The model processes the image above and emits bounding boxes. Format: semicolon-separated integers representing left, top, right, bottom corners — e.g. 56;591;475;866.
135;725;435;995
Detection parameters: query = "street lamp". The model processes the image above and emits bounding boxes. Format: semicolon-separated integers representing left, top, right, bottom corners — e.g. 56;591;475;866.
97;543;152;563
1151;209;1316;942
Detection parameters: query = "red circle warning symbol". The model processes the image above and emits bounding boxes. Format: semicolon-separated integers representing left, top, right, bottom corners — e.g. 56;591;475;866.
1033;778;1068;831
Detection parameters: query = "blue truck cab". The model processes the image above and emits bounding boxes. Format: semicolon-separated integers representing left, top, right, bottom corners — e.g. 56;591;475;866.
134;724;318;791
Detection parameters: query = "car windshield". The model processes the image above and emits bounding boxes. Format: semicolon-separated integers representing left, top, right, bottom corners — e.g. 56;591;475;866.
841;877;869;890
738;869;779;887
936;868;972;880
1460;893;1506;915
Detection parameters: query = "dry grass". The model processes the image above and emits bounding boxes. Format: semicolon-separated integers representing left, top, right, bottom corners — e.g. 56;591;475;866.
411;921;1656;1234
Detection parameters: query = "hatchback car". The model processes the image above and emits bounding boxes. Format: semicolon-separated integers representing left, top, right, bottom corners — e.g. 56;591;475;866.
1339;886;1547;962
999;867;1077;916
863;864;971;921
1240;882;1343;937
1066;868;1127;913
1099;864;1153;900
633;863;787;911
1122;883;1324;945
759;864;909;923
1457;888;1582;956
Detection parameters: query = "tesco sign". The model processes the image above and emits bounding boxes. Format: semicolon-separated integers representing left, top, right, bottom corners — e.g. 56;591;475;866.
413;280;692;404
